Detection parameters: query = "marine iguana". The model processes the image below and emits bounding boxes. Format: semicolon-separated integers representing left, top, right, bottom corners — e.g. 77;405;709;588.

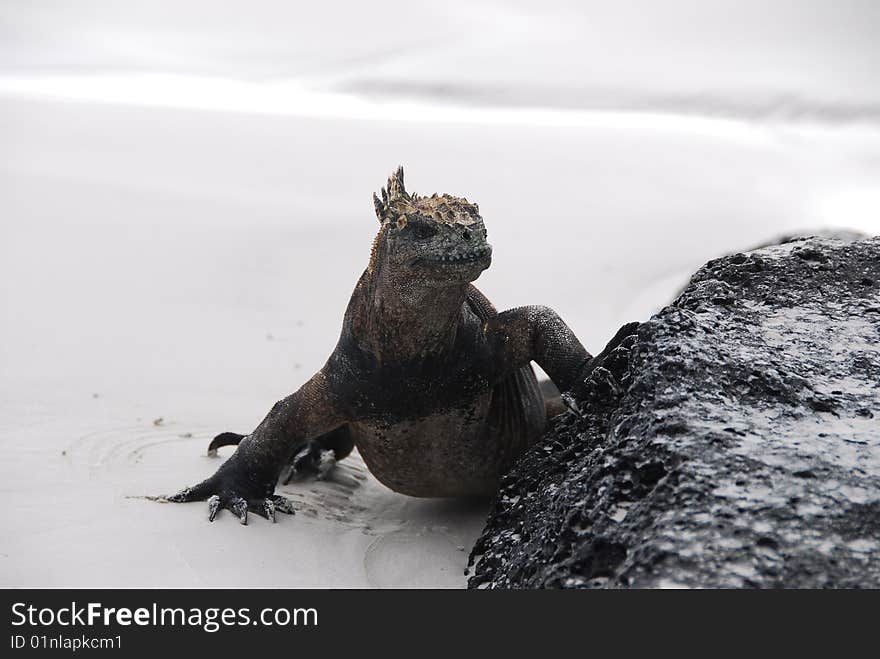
169;167;638;523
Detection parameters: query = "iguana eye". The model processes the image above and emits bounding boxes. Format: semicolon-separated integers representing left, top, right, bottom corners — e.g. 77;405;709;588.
410;222;438;240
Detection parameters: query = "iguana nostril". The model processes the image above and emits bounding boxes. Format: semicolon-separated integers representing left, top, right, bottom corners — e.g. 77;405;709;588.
462;230;471;240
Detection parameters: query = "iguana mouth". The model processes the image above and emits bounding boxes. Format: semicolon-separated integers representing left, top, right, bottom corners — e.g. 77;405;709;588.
421;245;492;264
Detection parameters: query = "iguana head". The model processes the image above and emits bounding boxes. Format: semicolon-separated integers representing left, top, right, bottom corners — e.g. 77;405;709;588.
371;167;492;286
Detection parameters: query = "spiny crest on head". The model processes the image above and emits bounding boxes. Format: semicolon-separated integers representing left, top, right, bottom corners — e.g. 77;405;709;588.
373;165;409;222
372;166;482;227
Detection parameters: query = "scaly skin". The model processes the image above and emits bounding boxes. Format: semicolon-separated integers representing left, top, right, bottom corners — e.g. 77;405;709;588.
169;167;638;523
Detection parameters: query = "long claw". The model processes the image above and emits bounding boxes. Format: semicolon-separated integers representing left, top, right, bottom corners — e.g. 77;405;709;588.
264;499;276;523
272;495;295;515
230;496;248;525
593;322;640;364
247;499;270;520
207;494;221;522
608;322;640;348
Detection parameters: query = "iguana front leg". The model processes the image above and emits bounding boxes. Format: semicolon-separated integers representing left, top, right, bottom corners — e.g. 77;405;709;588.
486;305;639;395
168;372;346;524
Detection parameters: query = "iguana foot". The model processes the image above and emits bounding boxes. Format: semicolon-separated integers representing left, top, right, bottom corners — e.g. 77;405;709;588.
168;453;294;523
280;441;337;485
568;322;640;402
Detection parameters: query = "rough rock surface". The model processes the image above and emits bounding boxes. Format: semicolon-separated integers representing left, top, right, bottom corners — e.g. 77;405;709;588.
468;236;880;588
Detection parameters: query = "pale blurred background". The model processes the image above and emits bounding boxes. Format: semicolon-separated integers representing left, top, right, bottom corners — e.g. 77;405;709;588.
1;1;879;587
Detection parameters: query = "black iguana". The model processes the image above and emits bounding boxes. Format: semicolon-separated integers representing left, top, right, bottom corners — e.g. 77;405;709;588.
169;167;638;523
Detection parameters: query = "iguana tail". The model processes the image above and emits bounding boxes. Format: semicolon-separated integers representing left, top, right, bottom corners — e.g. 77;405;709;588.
207;431;247;456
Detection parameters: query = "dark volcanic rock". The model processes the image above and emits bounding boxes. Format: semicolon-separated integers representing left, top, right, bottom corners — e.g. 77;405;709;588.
468;236;880;588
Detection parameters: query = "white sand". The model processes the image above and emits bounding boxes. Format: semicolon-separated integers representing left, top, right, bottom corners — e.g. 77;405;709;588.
2;79;880;586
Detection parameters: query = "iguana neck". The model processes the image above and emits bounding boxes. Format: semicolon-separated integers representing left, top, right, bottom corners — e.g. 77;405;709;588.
357;268;468;362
